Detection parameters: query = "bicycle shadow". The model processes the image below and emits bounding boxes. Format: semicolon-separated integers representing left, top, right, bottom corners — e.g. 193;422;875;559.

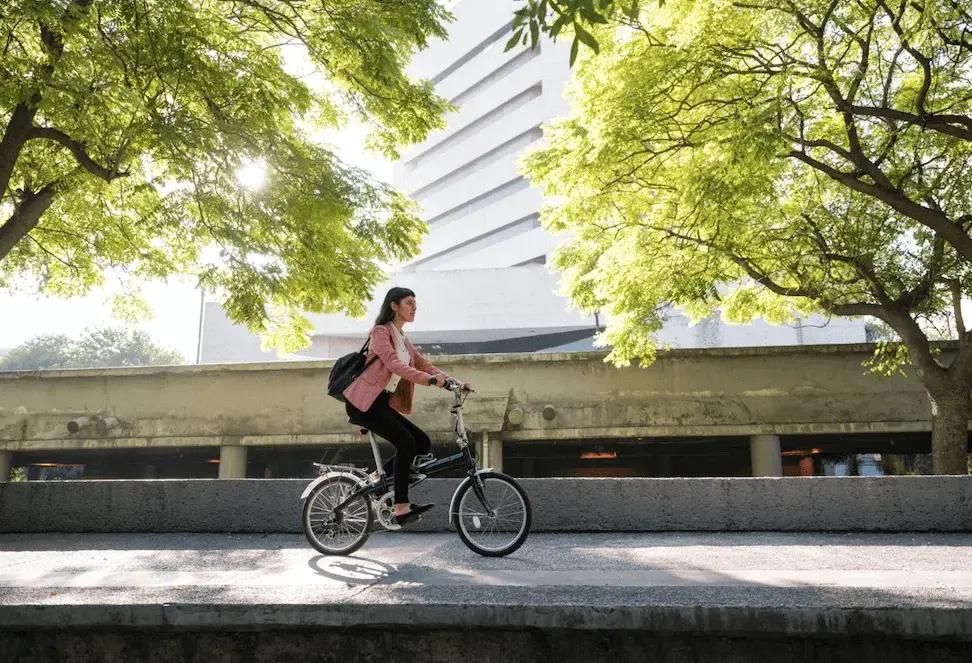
306;554;396;585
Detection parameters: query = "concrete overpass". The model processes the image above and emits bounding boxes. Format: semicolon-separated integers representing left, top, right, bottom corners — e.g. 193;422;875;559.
0;343;961;480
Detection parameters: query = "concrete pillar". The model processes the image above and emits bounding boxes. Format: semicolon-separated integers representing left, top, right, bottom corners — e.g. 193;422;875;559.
218;445;247;479
0;451;12;482
749;434;783;477
476;432;504;473
491;433;504;473
475;434;485;467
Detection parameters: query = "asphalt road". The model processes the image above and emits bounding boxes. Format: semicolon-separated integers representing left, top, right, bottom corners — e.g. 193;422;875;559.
0;530;970;635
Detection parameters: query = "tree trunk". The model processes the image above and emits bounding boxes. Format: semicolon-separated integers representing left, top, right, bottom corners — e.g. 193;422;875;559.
927;384;971;474
0;103;38;198
0;181;59;260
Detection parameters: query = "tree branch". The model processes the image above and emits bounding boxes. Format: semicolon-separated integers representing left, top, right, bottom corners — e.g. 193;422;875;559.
788;150;972;263
877;0;934;117
941;278;968;339
28;126;128;182
655;220;948;384
844;104;972;143
24;233;80;272
894;235;946;309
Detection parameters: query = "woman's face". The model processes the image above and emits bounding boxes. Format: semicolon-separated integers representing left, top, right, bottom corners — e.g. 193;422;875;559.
393;296;417;323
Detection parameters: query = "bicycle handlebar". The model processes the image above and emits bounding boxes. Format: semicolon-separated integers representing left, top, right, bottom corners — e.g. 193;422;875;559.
443;377;473;393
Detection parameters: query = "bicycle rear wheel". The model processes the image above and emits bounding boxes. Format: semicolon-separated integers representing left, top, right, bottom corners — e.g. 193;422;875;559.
453;471;531;557
302;475;373;556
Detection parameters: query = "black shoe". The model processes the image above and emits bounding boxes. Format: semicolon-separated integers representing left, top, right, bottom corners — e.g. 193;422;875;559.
394;502;434;526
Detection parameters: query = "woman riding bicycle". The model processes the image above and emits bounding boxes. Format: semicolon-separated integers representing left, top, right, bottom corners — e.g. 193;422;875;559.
343;286;471;526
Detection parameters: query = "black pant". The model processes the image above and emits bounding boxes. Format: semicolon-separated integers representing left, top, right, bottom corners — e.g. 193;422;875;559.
346;391;431;504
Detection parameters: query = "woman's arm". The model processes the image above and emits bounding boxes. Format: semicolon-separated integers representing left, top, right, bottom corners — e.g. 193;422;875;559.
371;326;434;385
414;348;449;380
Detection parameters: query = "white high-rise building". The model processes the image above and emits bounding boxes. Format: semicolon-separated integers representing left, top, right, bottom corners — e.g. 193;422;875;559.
394;0;571;270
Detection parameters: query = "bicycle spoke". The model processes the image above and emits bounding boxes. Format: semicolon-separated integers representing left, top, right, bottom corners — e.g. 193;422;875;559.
303;477;372;554
457;477;528;553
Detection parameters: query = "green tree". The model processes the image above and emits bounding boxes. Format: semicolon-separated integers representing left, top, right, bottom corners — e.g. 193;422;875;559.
523;0;972;473
0;0;451;349
0;333;74;370
0;326;183;369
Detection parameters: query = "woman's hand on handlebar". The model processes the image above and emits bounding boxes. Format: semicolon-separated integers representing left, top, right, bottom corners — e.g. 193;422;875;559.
428;375;446;388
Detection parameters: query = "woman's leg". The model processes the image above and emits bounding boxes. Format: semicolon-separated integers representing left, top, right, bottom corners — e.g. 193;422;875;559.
387;408;432;457
376;408;432;478
346;400;394;476
348;394;419;508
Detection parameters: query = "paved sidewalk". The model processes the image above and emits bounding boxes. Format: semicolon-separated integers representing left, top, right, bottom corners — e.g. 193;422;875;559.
1;531;970;637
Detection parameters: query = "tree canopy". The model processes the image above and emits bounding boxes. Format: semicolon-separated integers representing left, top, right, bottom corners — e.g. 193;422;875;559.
523;0;972;471
0;326;183;370
0;0;451;349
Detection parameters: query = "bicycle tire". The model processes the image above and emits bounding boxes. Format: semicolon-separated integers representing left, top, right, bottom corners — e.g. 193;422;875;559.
301;475;373;556
453;471;531;557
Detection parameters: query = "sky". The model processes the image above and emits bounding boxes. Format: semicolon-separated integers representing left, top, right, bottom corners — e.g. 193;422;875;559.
0;46;394;360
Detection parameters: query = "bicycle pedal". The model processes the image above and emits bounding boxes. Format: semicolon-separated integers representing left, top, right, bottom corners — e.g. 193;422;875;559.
412;453;435;468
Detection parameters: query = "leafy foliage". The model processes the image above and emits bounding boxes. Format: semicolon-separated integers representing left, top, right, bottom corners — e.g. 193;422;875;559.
525;0;971;369
507;0;660;65
0;326;183;370
524;0;972;472
0;0;452;350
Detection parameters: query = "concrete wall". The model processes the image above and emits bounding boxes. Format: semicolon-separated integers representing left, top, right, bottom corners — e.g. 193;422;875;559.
0;344;955;457
2;477;969;533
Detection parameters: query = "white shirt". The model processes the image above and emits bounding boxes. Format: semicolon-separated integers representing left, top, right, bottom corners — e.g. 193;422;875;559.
384;323;410;393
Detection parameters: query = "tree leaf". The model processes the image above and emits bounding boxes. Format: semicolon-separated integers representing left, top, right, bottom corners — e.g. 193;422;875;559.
575;23;601;53
505;28;525;51
551;14;569;38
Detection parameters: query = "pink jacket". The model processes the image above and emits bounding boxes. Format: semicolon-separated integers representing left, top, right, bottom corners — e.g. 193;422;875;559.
342;324;449;415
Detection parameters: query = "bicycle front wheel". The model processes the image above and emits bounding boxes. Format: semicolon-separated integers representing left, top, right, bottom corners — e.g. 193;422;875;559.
453;471;531;557
302;475;373;556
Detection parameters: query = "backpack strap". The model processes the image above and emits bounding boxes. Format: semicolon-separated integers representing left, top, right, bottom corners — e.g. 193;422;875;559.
359;330;379;371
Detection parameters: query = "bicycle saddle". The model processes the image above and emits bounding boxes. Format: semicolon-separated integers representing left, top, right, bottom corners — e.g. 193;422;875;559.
347;417;370;435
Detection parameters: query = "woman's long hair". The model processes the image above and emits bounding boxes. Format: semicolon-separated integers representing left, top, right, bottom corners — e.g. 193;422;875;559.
374;287;415;326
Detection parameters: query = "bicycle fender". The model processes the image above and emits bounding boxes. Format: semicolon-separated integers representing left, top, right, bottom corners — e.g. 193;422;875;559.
447;468;494;527
299;471;363;500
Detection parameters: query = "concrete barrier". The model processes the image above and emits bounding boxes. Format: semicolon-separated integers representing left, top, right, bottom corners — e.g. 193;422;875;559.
2;476;970;533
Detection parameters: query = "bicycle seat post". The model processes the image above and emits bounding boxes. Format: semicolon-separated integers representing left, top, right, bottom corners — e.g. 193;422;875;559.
365;429;384;478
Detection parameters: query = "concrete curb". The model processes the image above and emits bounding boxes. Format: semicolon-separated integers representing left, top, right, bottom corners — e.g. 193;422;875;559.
1;602;970;639
1;476;970;533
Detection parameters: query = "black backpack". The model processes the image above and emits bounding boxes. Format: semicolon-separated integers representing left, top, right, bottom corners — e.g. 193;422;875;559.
326;337;379;402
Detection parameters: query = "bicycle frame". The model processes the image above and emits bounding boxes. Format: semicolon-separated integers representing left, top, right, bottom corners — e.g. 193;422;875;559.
326;382;496;517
